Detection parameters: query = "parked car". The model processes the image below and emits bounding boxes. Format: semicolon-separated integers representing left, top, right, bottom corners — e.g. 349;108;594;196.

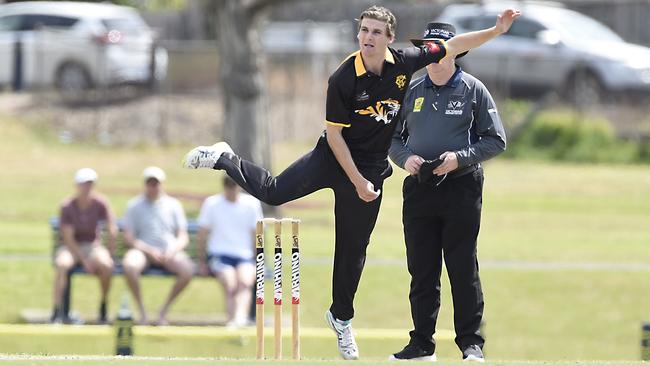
436;1;650;103
0;1;167;93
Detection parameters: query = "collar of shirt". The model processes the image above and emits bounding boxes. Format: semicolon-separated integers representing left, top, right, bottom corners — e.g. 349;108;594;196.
354;48;396;77
424;65;463;89
145;193;168;205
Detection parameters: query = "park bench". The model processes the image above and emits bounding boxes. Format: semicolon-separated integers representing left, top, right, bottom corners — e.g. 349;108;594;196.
49;217;205;321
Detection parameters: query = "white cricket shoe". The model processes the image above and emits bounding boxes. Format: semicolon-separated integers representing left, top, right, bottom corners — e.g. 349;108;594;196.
325;310;359;360
182;142;233;169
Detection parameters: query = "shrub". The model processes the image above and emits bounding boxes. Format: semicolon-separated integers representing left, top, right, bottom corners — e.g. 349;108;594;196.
506;109;646;164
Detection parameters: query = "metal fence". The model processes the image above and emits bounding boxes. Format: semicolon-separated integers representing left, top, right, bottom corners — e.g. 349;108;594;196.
0;35;351;147
2;5;649;147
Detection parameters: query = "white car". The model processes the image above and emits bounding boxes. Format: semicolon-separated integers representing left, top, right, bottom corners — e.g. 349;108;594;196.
437;2;650;103
0;1;167;93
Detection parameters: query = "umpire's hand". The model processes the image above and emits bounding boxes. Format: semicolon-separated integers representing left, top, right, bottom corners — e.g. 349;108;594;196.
405;155;425;175
433;152;459;176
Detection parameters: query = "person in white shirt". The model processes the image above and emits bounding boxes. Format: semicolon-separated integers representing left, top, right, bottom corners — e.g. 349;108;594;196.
197;176;263;327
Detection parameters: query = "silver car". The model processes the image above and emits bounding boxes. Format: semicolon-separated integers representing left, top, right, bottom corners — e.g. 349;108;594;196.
0;1;167;93
436;2;650;103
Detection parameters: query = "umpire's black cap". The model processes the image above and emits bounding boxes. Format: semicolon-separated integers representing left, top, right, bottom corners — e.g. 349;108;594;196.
410;22;468;59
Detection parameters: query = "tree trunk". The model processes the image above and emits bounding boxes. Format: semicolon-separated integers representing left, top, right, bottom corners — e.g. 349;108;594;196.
216;0;271;168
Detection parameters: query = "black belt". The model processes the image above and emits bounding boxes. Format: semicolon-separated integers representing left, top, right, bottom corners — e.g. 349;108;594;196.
448;164;479;179
417;163;479;188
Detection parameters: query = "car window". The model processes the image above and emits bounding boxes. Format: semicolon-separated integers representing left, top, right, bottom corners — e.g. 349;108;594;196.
456;15;545;40
455;17;472;30
544;11;622;43
102;17;147;35
456;16;494;32
0;15;22;31
506;18;546;39
19;14;79;31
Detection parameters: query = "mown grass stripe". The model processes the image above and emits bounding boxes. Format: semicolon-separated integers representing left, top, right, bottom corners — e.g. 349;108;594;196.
0;324;454;340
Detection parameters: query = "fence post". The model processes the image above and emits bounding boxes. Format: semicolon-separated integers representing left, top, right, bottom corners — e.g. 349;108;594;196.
12;34;23;91
148;42;157;91
642;322;650;361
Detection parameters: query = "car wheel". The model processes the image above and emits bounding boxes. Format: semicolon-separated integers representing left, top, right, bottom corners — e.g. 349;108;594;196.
56;63;92;95
565;68;603;106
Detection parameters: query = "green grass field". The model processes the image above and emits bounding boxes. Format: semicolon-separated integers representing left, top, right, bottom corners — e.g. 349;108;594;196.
2;355;649;366
1;355;649;366
1;113;650;362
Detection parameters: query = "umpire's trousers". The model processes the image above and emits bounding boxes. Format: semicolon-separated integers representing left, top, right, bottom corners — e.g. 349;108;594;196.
402;168;485;352
216;135;392;321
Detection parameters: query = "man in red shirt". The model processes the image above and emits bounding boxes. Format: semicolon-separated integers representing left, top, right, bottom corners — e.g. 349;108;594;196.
52;168;117;323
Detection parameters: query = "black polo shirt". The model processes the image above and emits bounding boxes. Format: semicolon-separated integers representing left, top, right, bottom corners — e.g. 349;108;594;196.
325;41;448;159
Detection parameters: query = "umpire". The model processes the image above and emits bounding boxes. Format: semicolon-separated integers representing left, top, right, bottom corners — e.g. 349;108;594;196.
388;22;506;362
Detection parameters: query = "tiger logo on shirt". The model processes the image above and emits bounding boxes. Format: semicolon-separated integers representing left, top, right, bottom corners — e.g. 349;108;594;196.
355;99;401;125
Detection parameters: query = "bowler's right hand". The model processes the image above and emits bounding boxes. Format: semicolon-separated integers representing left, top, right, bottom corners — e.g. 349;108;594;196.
354;178;381;202
405;155;425;175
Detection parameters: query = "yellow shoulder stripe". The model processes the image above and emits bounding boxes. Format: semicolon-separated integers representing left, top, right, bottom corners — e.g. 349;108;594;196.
326;120;352;128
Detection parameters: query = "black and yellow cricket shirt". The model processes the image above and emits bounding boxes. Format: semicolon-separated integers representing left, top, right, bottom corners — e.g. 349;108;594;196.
325;41;448;159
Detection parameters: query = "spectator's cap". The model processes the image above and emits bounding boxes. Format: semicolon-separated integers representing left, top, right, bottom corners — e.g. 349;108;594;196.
74;168;98;184
143;166;166;182
410;22;468;59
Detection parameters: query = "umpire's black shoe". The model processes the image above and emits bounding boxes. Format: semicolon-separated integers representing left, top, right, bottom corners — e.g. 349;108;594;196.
389;343;436;361
462;345;485;362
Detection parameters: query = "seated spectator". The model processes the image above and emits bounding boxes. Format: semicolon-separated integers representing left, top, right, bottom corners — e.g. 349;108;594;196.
198;176;263;327
122;166;193;325
52;168;116;324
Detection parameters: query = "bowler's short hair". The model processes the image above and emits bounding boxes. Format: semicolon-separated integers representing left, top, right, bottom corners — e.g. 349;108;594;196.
357;6;397;38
